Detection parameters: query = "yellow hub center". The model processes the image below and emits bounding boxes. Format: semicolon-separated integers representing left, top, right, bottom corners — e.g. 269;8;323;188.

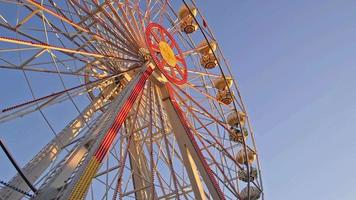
159;41;177;66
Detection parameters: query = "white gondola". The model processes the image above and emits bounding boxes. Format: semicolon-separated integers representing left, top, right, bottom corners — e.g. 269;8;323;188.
197;40;218;69
216;89;233;105
240;186;262;200
236;148;256;165
197;40;217;54
200;53;218;69
213;76;233;90
227;111;246;127
229;127;248;143
213;76;234;104
178;5;198;34
238;167;258;182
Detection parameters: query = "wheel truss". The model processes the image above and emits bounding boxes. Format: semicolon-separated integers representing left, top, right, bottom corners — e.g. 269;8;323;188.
0;1;263;200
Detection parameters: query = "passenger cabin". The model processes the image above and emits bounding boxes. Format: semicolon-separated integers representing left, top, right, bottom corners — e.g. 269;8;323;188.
227;111;246;127
213;76;233;105
227;111;248;142
238;167;258;182
230;127;248;143
197;40;218;69
178;5;198;34
240;186;262;200
236;148;256;165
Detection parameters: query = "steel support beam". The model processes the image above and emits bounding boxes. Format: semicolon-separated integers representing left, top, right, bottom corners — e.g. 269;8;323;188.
0;88;113;200
53;65;153;200
159;84;225;200
0;139;37;194
127;116;157;200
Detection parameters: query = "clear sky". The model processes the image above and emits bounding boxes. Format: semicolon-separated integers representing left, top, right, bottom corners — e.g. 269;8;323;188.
200;0;356;199
1;1;356;199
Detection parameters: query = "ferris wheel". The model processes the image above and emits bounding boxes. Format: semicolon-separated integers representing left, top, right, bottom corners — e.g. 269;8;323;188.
0;0;263;200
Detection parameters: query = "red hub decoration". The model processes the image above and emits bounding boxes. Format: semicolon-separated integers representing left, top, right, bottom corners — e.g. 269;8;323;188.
145;23;187;85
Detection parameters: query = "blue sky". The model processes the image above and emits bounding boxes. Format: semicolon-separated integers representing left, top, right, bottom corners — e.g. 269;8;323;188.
199;0;356;199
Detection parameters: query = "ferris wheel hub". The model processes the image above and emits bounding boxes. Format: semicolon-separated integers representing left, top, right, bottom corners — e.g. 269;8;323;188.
138;47;151;61
158;41;177;67
146;23;188;85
